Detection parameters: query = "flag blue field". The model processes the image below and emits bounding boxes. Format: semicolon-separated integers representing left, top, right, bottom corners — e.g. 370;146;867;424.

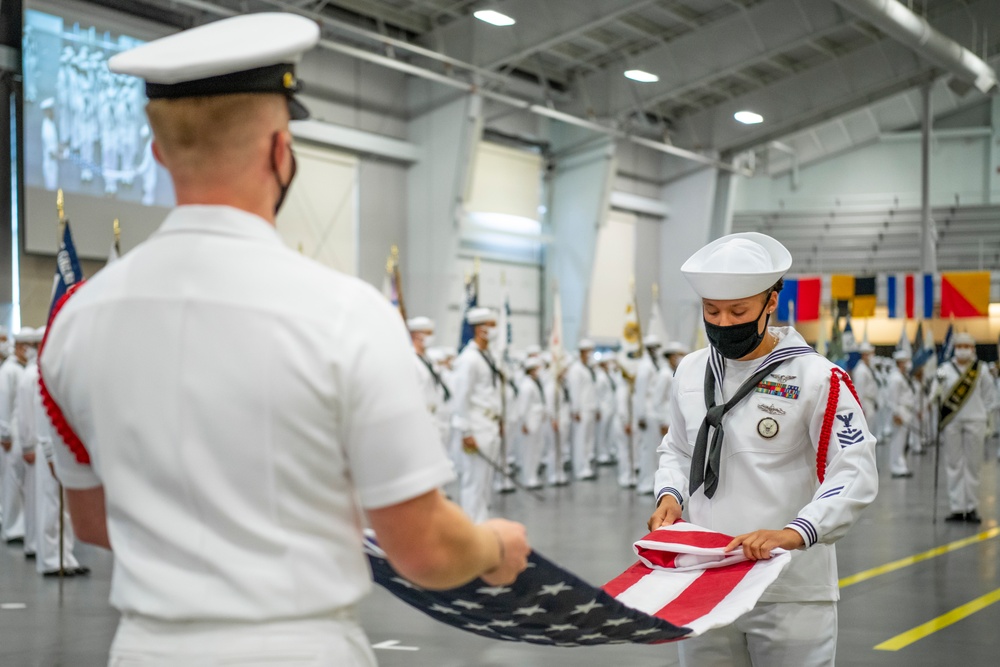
48;221;84;321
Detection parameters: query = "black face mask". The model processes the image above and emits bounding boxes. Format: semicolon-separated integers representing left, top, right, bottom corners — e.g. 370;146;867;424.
271;132;298;215
704;292;772;360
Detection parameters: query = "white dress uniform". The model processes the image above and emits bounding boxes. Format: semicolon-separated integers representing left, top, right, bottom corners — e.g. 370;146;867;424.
42;202;455;666
14;358;41;558
612;365;636;487
543;369;572;485
413;352;449;443
657;233;878;667
594;363;617;465
451;338;502;523
886;363;916;477
633;347;661;494
936;354;997;516
851;357;879;423
18;360;82;574
516;368;547;489
566;356;598;480
0;353;27;542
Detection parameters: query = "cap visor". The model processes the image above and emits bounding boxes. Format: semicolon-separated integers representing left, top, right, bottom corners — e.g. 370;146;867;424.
288;96;310;121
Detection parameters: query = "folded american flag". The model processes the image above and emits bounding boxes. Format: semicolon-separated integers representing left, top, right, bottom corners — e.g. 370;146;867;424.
365;522;791;645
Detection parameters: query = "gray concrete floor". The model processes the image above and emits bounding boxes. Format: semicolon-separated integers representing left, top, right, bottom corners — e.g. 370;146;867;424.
2;440;999;666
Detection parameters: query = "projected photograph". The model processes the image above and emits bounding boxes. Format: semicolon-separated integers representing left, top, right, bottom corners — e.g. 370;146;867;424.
22;9;174;208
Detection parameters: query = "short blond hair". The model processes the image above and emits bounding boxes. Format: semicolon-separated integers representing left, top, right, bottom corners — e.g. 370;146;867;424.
146;93;287;178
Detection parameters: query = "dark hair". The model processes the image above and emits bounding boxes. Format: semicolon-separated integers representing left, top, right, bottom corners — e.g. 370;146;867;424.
771;278;784;294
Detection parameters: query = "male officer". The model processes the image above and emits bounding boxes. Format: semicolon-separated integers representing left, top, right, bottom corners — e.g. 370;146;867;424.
887;349;916;478
39;15;528;666
649;232;878;667
0;328;35;545
451;307;504;522
594;352;618;466
516;357;548;489
566;339;598;480
937;333;997;522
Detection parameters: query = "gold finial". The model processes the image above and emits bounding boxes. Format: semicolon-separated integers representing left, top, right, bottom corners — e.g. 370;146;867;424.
390;244;400;262
56;189;65;224
652;283;659;300
113;218;120;245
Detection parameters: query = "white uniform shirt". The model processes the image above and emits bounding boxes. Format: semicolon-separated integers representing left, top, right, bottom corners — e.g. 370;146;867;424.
450;343;502;437
413;353;447;417
851;359;879;418
15;362;39;453
0;356;26;442
517;374;547;435
41;205;455;622
566;359;597;417
650;364;675;429
595;367;616;423
937;359;997;424
632;353;658;426
655;327;878;603
887;367;917;426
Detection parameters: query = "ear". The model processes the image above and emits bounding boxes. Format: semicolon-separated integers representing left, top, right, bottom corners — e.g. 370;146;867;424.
151;140;165;167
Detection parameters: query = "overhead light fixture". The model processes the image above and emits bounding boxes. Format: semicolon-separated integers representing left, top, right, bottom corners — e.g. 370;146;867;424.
624;69;659;83
474;9;516;26
734;110;764;125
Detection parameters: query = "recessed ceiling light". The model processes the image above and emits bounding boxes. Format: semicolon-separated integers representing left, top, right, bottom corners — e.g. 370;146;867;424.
734;110;764;124
474;9;516;26
624;69;659;83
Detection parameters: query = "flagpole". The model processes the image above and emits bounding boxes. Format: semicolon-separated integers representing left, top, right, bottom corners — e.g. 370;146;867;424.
113;218;121;256
498;272;514;493
550;281;566;486
627;278;643;487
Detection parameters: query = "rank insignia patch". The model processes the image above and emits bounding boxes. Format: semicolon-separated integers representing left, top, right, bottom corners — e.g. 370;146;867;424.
755;381;800;400
835;412;864;448
757;417;779;439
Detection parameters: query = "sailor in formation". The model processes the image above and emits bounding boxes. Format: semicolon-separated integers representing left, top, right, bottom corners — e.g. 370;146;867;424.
593;352;618;466
0;328;38;547
886;349;916;478
408;316;451;447
566;340;598;481
649;232;878;667
516;357;548;489
633;334;662;494
851;341;879;424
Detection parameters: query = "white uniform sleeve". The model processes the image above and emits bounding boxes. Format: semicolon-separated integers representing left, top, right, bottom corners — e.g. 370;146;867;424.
342;298;455;510
785;370;879;548
15;371;35;453
0;364;16;442
450;352;475;435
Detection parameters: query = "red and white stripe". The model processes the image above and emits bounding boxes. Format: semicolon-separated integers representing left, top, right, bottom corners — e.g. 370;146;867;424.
602;522;791;637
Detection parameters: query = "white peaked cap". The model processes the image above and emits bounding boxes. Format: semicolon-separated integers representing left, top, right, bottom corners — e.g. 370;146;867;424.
14;327;45;344
466;307;497;326
40;98;55;110
643;334;661;347
663;341;690;355
858;342;875;353
578;339;595;351
892;349;911;361
109;13;320;120
681;232;791;300
524;357;543;371
954;332;976;346
406;316;435;333
525;344;542;356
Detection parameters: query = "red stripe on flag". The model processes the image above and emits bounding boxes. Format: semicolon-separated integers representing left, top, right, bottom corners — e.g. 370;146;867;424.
905;275;914;319
653;559;756;627
796;278;821;321
638;529;735;550
941;278;983;318
601;561;653;598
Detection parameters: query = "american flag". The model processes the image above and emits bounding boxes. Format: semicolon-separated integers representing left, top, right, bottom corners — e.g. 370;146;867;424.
365;522;790;645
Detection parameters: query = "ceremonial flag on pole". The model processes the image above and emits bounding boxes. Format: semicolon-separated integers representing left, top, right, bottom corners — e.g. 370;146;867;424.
911;321;933;372
459;270;479;349
366;521;790;646
841;316;860;371
49;222;84;321
886;273;934;319
896;320;912;357
938;321;954;365
940;272;989;318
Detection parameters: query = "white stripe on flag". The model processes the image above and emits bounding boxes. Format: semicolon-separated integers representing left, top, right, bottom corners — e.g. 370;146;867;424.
614;569;703;616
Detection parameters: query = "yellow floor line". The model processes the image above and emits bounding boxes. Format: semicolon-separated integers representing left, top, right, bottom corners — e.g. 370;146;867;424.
874;587;1000;651
839;526;1000;589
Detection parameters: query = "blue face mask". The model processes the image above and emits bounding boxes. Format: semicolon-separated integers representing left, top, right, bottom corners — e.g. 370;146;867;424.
704;293;771;360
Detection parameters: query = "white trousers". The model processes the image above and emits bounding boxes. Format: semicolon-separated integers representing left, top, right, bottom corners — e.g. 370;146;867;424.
942;419;986;513
613;417;636;486
678;601;838;667
1;442;26;542
888;423;911;476
519;428;545;488
635;427;662;494
571;415;595;479
459;427;499;524
108;612;376;667
34;458;79;573
595;412;615;462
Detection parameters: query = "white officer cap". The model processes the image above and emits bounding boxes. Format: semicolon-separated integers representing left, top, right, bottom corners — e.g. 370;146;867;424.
892;349;911;361
681;232;791;300
859;342;875;353
406;316;434;333
662;341;690;355
578;338;595;351
643;334;661;347
40;98;55;110
109;13;320;121
954;332;976;346
524;357;543;371
14;327;45;344
465;307;497;326
525;344;542;356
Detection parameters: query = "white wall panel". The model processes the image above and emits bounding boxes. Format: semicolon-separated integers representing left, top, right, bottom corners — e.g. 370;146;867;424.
587;209;635;341
466;141;542;221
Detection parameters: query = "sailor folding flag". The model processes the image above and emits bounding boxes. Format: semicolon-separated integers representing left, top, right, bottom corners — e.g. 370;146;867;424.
365;521;790;645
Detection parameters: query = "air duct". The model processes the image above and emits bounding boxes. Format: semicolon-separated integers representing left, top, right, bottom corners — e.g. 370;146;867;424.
831;0;997;94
